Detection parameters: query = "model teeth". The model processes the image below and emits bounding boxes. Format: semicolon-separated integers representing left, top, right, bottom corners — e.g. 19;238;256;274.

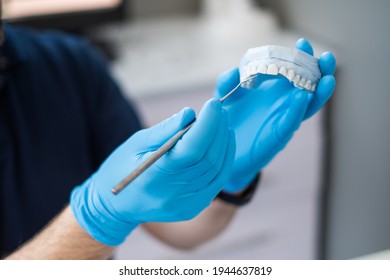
286;69;295;82
279;66;287;76
258;64;268;74
304;80;312;91
239;45;321;92
298;77;306;87
267;64;279;75
241;64;317;92
293;74;301;86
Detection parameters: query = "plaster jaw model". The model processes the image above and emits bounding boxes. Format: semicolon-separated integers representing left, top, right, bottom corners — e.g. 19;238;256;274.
239;45;321;92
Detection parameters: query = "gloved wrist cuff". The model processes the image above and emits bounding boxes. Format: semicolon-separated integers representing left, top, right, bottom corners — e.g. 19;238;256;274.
217;173;261;206
70;183;139;246
223;172;259;193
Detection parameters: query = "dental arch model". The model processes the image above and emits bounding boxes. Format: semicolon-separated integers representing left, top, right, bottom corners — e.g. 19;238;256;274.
239;45;321;92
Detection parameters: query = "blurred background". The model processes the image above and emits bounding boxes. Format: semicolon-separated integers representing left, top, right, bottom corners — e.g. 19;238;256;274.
3;0;390;259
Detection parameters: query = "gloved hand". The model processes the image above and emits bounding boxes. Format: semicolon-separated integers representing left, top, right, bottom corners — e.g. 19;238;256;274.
70;99;235;246
214;38;336;192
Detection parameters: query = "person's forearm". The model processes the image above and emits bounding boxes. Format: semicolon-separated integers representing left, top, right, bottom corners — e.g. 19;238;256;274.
142;199;237;250
5;206;115;260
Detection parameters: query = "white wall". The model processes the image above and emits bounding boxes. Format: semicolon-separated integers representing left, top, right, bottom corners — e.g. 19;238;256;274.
261;0;390;259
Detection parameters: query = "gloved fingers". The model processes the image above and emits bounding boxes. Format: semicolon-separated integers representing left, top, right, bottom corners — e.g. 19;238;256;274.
295;38;314;56
206;128;236;198
199;109;230;174
214;67;240;99
134;107;195;151
275;89;309;143
184;130;235;211
167;99;224;168
304;75;336;119
319;51;336;76
178;109;230;191
295;40;336;120
295;39;336;77
192;128;235;200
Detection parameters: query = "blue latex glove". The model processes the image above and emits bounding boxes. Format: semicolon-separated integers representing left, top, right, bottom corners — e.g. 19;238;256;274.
70;99;235;246
214;38;336;192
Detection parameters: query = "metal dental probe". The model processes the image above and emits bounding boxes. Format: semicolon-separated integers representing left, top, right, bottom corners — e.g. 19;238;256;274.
112;75;258;195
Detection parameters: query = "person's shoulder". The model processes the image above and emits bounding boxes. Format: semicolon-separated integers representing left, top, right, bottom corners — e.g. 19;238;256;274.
8;24;106;72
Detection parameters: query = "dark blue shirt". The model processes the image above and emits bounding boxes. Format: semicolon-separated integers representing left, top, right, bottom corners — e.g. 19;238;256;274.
0;24;142;256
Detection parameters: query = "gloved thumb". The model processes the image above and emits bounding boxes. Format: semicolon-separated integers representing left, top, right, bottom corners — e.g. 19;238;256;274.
138;107;196;150
214;68;240;99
